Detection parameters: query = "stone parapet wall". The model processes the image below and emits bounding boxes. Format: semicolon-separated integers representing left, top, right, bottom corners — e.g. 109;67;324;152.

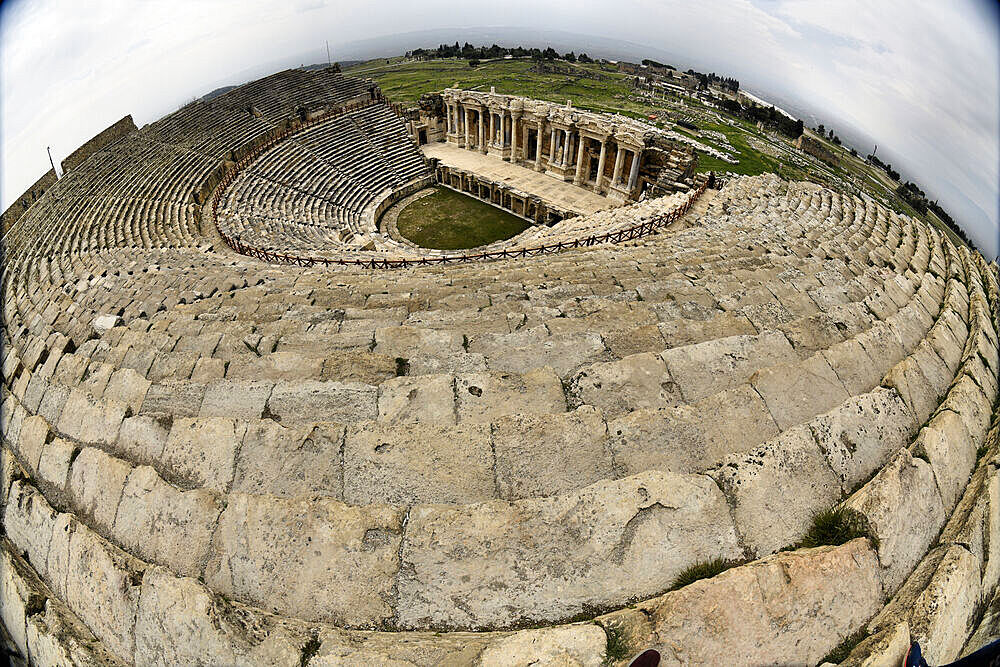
1;168;56;238
60;115;137;173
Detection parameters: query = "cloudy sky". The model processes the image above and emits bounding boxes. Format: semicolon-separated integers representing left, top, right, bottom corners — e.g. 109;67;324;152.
2;0;997;257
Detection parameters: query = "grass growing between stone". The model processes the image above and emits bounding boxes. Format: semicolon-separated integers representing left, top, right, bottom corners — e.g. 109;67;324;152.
668;557;746;591
795;507;876;549
601;624;631;665
396;186;531;249
819;628;868;664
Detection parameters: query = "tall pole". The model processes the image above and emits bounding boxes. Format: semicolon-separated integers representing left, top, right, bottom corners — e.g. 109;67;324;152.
47;146;59;178
326;41;331;67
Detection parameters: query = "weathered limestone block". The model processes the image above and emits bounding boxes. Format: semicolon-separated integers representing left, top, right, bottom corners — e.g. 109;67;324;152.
607;404;719;476
16;414;50;471
374;326;463;358
57;389;129;445
941;374;993;442
569;353;679;420
311;627;499;666
67;447;132;535
232;421;344;498
598;539;883;666
116;413;172;465
1;542;42;657
134;567;302;666
910;341;954;396
926;321;965;374
844;448;946;593
103;368;151;414
607;383;778;476
603;323;667;358
114;466;222;578
964;352;999;405
910;410;975;512
870;545;981;665
398;470;741;629
204;493;405;627
22;371;50;413
742;301;794;331
140;381;206;417
456;367;566;422
24;595;123;667
962;588;1000;660
886;304;929;351
377;374;456;423
662;331;795;403
408;351;489;375
92;314;122;335
267;380;377;423
856;321;907;374
657;312;757;349
939;464;1000;597
36;437;76;493
710;425;841;556
226;350;322;381
822;338;881;395
200;379;273;420
160;417;247;493
60;517;144;659
36;383;70;426
493;407;612;500
0;444;25;512
694;385;781;456
4;481;59;581
321;350;398;384
190;356;226;382
474;625;606;667
2;394;26;447
750;354;848;431
808;388;918;493
882;357;939;425
11;368;31;402
344;421;494;505
839;622;910;667
469;327;607;377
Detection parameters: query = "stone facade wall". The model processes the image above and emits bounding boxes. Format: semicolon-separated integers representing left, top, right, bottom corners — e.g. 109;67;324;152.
795;134;840;167
1;168;57;237
60;115;137;173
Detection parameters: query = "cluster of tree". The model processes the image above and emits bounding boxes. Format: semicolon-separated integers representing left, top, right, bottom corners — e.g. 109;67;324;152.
693;72;739;92
408;43;593;64
895;183;974;247
641;59;675;70
716;98;803;138
814;124;843;146
867;153;901;182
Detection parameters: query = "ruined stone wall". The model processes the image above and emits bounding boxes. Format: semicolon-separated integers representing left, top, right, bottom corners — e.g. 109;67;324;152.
1;168;57;236
795;134;839;167
60;115;137;173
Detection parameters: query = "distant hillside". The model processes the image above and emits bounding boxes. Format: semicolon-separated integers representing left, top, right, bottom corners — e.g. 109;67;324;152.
301;61;362;71
200;85;238;102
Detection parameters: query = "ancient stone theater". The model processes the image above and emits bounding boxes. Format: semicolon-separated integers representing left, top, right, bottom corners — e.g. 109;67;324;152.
1;67;998;665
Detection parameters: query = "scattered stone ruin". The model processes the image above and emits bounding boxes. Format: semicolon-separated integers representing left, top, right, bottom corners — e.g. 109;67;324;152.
1;66;999;667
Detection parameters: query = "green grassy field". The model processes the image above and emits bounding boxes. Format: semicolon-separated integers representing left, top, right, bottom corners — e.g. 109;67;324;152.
396;186;531;249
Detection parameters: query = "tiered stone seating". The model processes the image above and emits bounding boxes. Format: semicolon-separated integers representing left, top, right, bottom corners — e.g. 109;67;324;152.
215;103;433;255
2;67;998;666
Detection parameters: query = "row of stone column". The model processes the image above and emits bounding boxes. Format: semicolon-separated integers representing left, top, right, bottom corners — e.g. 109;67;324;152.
445;101;643;195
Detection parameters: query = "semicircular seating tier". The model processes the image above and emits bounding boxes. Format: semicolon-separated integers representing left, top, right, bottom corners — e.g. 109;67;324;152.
2;67;999;667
